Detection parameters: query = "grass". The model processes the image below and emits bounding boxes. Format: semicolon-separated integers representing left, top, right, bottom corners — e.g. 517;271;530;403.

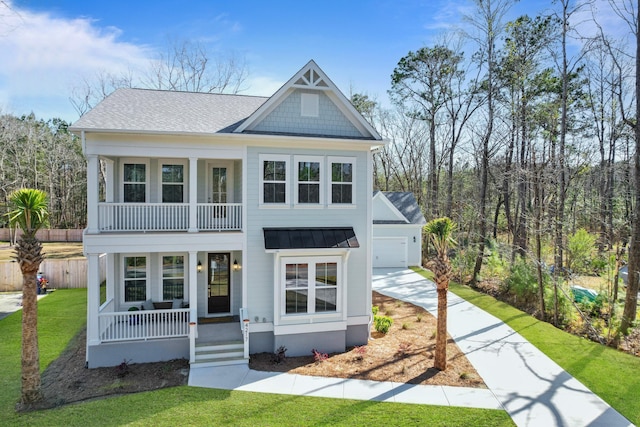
411;266;640;425
1;288;513;426
0;242;84;261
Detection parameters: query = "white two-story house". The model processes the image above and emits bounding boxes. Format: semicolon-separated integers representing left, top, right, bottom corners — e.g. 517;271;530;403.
70;60;384;368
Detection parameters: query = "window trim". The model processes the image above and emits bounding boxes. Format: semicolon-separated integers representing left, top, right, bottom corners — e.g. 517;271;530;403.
158;159;188;204
121;253;149;306
327;156;356;208
259;154;290;207
278;255;342;319
160;253;186;302
121;158;150;203
293;155;324;207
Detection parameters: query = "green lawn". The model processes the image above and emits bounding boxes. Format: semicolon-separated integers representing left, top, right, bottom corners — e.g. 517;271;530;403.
411;267;640;425
1;288;513;426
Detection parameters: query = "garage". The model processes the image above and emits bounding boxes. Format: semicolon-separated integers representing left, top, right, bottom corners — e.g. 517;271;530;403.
373;237;407;268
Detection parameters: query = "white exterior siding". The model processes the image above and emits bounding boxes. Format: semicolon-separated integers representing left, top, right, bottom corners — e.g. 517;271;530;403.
245;145;371;345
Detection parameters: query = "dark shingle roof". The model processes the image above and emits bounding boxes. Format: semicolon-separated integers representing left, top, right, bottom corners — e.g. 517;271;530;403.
70;88;268;134
375;191;426;225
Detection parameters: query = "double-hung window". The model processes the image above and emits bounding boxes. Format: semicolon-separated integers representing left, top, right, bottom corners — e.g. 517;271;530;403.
162;255;184;300
122;161;148;203
283;257;339;315
260;155;289;205
295;156;322;205
123;255;147;302
329;157;355;205
161;163;185;203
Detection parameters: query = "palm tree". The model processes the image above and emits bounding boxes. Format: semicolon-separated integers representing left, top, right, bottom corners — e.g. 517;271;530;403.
8;189;49;404
424;217;456;371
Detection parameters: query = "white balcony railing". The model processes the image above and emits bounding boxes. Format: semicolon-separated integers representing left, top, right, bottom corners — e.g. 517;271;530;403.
97;203;242;232
197;203;242;231
98;309;190;342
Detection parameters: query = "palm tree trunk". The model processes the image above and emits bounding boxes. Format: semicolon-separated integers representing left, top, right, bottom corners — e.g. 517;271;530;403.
434;286;448;371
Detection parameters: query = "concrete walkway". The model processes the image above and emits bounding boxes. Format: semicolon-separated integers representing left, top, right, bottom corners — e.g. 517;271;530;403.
372;268;633;427
188;268;634;427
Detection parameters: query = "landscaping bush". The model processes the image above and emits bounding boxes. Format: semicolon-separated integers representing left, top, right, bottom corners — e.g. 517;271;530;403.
374;315;393;334
502;257;540;305
567;228;597;274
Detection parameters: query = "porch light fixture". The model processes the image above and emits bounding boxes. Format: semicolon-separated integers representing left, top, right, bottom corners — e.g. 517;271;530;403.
197;260;202;273
233;259;241;271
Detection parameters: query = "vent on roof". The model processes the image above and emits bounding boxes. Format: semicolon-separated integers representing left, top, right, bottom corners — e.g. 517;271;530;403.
301;93;319;117
294;68;327;88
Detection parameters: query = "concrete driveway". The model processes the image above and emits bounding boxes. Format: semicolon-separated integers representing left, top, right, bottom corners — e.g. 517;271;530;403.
372;268;633;427
0;292;48;321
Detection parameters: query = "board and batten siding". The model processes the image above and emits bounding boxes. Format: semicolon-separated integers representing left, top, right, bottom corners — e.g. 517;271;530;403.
244;145;371;326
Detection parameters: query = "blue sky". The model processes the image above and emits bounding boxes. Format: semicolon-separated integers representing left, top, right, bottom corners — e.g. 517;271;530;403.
0;0;630;122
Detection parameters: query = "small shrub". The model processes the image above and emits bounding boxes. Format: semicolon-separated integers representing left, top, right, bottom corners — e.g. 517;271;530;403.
395;300;404;308
567;228;597;274
503;257;544;305
353;345;367;361
372;305;379;316
312;348;328;363
395;342;411;358
384;306;395;316
374;315;393;334
274;345;287;363
401;322;410;330
115;359;132;377
459;372;470;380
416;313;423;322
430;330;437;339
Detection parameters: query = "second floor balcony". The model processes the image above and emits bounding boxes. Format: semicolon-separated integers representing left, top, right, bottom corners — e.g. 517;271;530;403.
86;156;243;234
97;202;242;232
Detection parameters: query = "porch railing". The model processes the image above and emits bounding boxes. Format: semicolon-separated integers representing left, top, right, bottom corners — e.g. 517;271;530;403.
97;203;242;232
98;309;190;342
197;203;242;231
239;307;250;359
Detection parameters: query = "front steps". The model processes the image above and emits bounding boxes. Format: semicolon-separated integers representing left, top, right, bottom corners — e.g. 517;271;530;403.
192;340;248;367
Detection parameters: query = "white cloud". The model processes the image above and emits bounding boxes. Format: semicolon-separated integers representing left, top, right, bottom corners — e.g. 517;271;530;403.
0;1;151;119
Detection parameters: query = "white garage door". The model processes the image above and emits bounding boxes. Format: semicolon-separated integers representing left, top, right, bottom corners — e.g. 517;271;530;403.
373;237;407;268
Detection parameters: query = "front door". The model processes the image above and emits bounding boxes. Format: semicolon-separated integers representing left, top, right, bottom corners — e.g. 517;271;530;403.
208;253;231;314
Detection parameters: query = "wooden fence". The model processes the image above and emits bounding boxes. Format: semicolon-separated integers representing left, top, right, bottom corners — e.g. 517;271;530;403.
0;229;83;242
0;255;105;292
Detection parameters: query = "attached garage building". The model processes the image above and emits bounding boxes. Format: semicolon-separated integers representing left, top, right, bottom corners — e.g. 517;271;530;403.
372;191;426;268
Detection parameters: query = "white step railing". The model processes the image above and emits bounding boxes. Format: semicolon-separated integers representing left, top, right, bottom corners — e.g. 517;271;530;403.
239;307;250;359
97;203;242;232
98;309;190;342
197;203;242;231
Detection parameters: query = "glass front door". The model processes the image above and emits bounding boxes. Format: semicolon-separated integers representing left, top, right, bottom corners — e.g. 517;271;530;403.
208;253;230;314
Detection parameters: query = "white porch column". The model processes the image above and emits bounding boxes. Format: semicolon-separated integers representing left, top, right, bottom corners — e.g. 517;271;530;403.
188;157;198;232
188;251;198;323
104;158;114;203
86;154;99;234
106;253;115;302
86;253;101;347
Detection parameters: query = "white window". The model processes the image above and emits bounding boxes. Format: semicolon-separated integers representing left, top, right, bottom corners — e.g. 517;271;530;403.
259;154;289;205
301;93;319;117
122;160;149;203
328;157;355;205
161;255;184;300
281;256;340;315
123;255;148;303
294;156;323;205
160;161;186;203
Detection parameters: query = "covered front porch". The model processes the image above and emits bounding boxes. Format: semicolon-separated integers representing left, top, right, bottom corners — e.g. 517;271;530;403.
85;247;249;368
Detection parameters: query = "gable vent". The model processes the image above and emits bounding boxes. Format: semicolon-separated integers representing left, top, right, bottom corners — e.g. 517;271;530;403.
294;69;328;88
